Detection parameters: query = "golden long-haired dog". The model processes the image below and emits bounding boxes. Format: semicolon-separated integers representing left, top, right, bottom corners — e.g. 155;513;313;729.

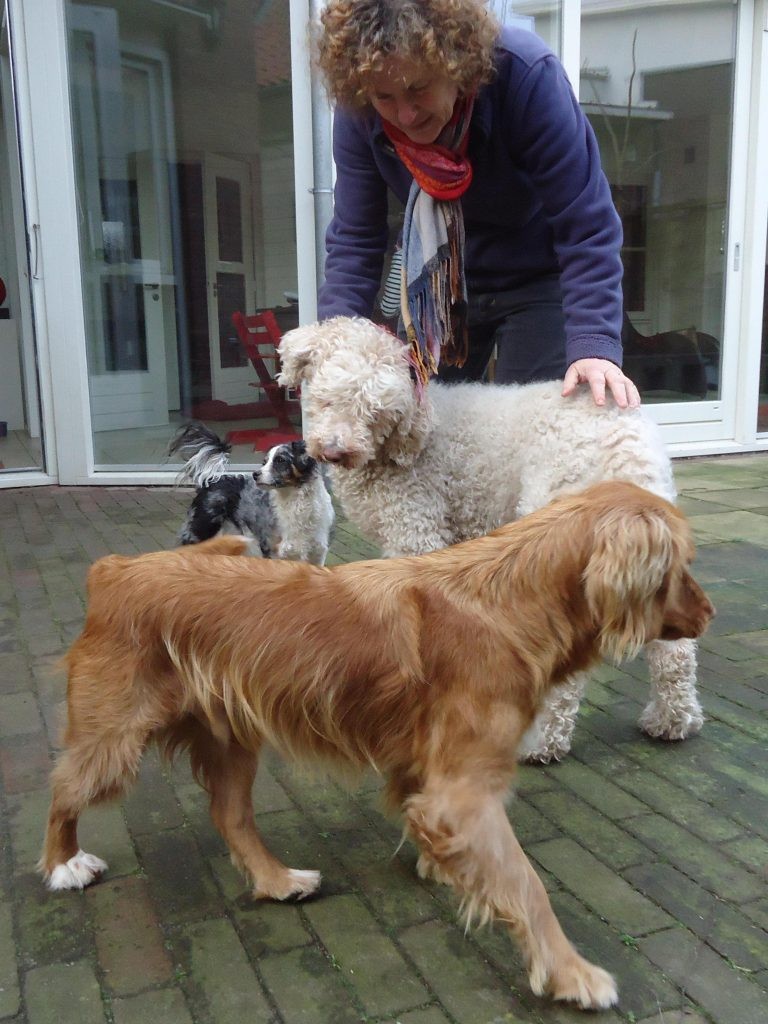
40;481;713;1009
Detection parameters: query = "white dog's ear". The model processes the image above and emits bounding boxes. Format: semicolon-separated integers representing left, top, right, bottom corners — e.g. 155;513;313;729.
278;322;325;386
378;391;433;465
583;507;675;661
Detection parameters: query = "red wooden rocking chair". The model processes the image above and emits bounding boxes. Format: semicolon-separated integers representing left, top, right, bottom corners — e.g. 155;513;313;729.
225;310;302;448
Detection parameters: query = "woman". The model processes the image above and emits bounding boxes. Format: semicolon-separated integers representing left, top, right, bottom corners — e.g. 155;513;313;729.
315;0;640;408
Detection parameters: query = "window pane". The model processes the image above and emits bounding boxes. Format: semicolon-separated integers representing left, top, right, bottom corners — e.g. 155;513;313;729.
217;177;243;263
580;1;735;402
217;272;247;368
66;0;301;465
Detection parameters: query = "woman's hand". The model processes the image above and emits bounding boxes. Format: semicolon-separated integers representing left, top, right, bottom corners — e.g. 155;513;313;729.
562;358;641;409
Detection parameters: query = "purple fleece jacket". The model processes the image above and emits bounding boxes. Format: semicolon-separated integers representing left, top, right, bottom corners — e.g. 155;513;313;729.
317;26;624;367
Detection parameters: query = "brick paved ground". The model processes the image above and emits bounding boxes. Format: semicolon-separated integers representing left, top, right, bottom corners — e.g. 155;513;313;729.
0;454;766;1024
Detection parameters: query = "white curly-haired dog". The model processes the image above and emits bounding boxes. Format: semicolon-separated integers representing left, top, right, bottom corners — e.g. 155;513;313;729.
278;316;704;763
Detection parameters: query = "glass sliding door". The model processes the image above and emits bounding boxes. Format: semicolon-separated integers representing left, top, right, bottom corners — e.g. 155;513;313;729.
579;0;737;407
65;0;302;469
0;7;44;474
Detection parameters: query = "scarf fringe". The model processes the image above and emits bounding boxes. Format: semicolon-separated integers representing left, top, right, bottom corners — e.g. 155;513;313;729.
404;214;469;393
383;97;475;399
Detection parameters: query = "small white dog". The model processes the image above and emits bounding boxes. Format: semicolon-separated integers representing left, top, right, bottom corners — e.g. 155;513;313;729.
254;442;335;565
277;315;704;762
169;423;334;566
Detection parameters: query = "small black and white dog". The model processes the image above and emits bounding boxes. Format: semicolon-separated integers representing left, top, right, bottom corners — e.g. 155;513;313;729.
168;423;334;565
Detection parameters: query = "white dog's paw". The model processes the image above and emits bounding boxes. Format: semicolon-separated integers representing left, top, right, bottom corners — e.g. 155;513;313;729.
46;851;108;890
517;723;573;764
639;699;704;740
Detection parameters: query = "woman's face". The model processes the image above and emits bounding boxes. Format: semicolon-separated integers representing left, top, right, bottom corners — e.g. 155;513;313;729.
367;55;459;144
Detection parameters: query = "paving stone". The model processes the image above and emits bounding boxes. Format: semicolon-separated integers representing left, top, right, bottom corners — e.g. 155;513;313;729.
13;873;92;970
0;652;34;695
542;760;649;820
0;692;44;738
611;765;743;842
506;797;559;846
111;987;194;1024
175;917;274;1023
635;1011;712;1024
207;853;313;955
122;749;185;835
88;876;173;996
171;783;228;860
526;790;649;870
390;1007;453;1024
398;920;527;1024
24;960;105;1024
336;829;440;930
740;899;768;932
625;861;768;971
0;901;20;1018
274;769;372;831
690;510;768;545
305;893;430;1016
133;828;222;924
641;928;768;1024
0;733;52;794
6;789;53;877
259;945;361;1024
701;692;768;744
76;804;140;880
529;838;673;935
625;816;764;904
720;834;768;874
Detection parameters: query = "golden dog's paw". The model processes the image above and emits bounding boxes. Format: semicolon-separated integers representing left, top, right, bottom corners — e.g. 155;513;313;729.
545;955;618;1009
254;868;321;902
46;851;108;891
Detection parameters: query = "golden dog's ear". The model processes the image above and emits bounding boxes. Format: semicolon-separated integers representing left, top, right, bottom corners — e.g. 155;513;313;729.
178;536;251;558
583;507;676;661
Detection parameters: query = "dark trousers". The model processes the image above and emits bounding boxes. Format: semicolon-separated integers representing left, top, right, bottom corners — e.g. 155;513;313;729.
437;274;567;385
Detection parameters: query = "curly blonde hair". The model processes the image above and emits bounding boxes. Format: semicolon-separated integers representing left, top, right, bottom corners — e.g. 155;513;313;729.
316;0;500;107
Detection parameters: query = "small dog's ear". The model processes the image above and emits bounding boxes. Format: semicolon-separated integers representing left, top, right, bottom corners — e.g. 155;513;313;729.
583;506;677;661
290;440;307;456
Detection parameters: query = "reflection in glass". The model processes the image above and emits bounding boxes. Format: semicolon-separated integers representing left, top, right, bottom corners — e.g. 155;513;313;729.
489;1;562;57
216;273;247;369
217;178;244;263
580;1;735;402
66;0;300;467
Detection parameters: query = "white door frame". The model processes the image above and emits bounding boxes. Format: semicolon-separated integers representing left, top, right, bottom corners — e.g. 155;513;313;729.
3;0;74;486
733;0;768;446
